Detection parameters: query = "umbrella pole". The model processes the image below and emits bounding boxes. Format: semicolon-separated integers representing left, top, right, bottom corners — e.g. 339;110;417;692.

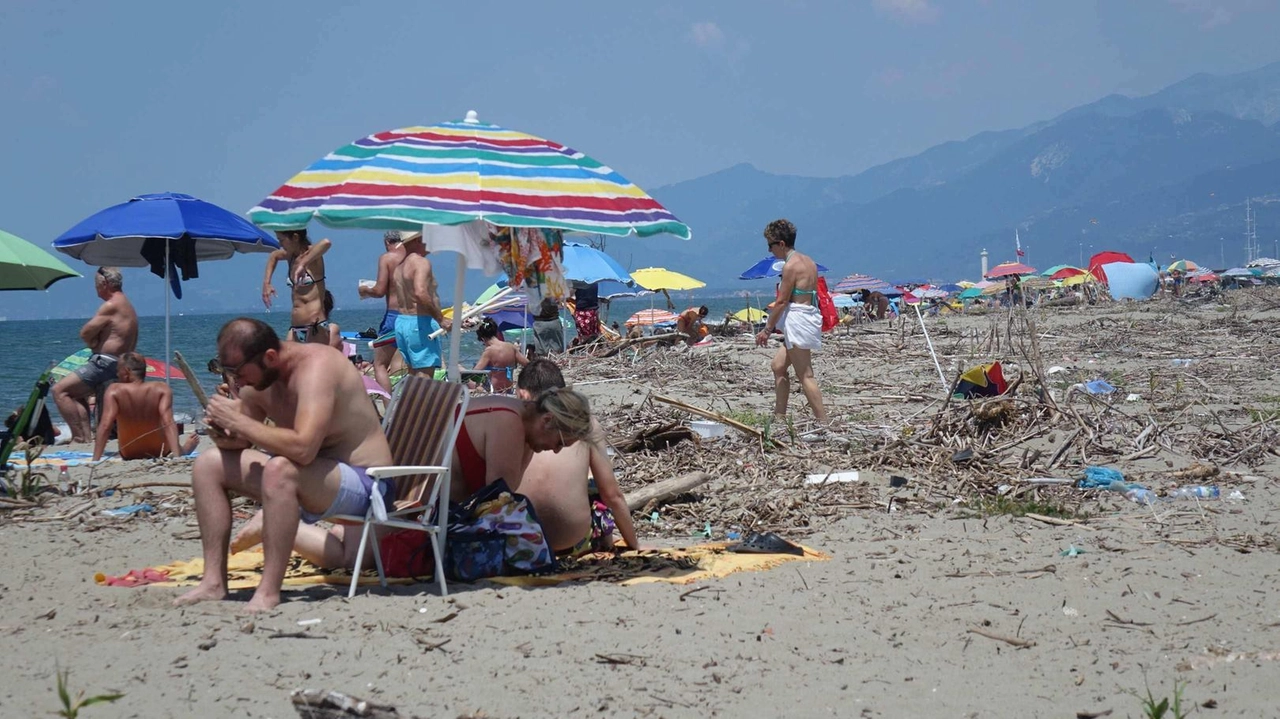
448;258;465;383
913;303;948;393
165;242;172;387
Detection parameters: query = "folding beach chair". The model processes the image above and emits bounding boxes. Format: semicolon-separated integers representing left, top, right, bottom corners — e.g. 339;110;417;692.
1;370;54;470
334;376;469;598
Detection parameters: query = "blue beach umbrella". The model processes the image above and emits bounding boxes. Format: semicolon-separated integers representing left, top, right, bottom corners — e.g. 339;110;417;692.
561;242;634;286
738;256;830;280
53;192;280;382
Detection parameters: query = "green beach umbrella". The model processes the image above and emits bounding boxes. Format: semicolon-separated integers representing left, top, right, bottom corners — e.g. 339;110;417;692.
0;228;81;291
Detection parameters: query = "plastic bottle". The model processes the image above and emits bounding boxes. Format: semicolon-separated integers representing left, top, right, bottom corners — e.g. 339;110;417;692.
1167;485;1220;500
1124;487;1160;505
58;466;71;493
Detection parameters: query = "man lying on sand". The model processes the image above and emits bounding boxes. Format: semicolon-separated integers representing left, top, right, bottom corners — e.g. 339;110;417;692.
92;352;199;462
175;318;393;613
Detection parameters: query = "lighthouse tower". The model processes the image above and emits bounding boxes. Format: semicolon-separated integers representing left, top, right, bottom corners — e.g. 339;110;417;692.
980;248;989;278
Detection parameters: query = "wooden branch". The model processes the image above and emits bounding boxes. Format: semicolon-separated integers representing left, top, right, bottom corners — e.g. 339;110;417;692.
291;689;417;719
624;472;712;511
967;627;1036;648
651;393;783;448
171;351;210;408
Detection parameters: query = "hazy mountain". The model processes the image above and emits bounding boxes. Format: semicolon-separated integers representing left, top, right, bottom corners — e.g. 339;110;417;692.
648;61;1280;285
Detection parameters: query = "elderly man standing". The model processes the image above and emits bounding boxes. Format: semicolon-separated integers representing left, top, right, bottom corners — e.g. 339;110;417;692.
174;318;392;613
52;267;138;443
756;219;828;425
391;233;452;377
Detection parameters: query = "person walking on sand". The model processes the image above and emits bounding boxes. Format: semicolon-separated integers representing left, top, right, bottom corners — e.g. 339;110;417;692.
391;232;451;377
93;352;200;462
756;219;828;424
175;318;392;613
52;267;138;443
358;231;409;392
262;229;332;343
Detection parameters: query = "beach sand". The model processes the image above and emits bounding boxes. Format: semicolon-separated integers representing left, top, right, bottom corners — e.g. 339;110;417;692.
2;290;1278;718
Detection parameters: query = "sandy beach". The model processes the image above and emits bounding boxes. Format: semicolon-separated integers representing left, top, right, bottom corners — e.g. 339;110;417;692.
3;290;1279;718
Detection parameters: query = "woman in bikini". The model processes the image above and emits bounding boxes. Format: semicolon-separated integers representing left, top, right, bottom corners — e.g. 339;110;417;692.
229;387;596;572
262;229;332;343
472;318;528;393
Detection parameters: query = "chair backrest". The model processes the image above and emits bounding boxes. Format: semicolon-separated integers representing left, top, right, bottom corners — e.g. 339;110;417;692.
381;376;469;510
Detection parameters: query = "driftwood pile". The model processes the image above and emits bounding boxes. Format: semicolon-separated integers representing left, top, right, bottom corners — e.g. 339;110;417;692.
561;287;1280;538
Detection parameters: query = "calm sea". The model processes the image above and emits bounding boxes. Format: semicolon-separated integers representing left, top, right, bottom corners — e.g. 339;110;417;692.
0;295;768;421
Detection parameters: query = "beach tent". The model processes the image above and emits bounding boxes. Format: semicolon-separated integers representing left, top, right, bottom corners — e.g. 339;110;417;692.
1099;261;1158;299
1088;250;1135;282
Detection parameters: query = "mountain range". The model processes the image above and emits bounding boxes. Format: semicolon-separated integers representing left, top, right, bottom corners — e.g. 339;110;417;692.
639;61;1280;286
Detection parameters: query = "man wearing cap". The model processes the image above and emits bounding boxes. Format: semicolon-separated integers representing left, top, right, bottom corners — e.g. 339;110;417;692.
391;233;451;376
358;231;409;392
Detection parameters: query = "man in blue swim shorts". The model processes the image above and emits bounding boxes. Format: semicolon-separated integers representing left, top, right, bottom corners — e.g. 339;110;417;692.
176;318;393;613
390;232;451;376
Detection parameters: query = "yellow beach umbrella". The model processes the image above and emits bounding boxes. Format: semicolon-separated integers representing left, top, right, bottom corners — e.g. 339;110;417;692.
630;267;706;291
732;307;767;322
1061;273;1095;287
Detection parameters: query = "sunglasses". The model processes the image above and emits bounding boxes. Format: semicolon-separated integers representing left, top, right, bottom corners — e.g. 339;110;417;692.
220;349;265;379
767;240;784;248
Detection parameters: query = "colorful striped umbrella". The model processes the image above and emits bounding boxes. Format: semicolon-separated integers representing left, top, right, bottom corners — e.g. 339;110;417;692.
985;261;1036;278
832;273;893;294
1166;259;1199;273
249;111;691;240
625;309;679;327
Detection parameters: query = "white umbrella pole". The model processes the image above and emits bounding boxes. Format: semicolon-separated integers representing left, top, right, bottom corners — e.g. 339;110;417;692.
165;242;171;387
521;288;529;353
913;303;947;393
448;258;465;382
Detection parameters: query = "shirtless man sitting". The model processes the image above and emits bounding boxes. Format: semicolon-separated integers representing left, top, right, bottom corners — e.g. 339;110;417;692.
231;382;596;578
392;233;451;376
516;360;640;555
92;352;200;462
53;267;138;443
175;318;392;612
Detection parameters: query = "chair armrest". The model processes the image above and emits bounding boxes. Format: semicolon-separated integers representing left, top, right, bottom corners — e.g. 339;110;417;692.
365;465;449;479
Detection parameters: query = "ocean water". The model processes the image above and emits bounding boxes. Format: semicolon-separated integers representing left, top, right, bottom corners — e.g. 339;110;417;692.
0;295;771;421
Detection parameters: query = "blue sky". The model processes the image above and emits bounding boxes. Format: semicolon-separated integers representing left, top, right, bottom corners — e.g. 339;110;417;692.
3;0;1278;318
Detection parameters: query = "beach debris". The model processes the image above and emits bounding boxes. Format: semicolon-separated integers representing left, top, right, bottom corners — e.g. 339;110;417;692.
290;688;414;719
804;470;861;485
297;618;322;626
1060;545;1087;557
622;471;711;511
101;503;154;518
617;421;695;452
967;626;1036;649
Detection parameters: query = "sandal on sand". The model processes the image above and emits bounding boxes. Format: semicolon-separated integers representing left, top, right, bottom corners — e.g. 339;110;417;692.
728;532;805;556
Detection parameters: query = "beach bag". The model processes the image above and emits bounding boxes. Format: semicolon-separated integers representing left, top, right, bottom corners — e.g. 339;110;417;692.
816;276;838;333
444;479;556;582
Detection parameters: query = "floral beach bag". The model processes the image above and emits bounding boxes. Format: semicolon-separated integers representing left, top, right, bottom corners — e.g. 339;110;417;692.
445;479;556;582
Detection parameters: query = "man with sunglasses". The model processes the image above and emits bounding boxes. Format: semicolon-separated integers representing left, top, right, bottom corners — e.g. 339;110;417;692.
175;318;392;613
52;266;138;442
756;219;828;425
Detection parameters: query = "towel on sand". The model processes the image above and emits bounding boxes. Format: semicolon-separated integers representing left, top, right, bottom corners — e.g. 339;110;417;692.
96;543;828;590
